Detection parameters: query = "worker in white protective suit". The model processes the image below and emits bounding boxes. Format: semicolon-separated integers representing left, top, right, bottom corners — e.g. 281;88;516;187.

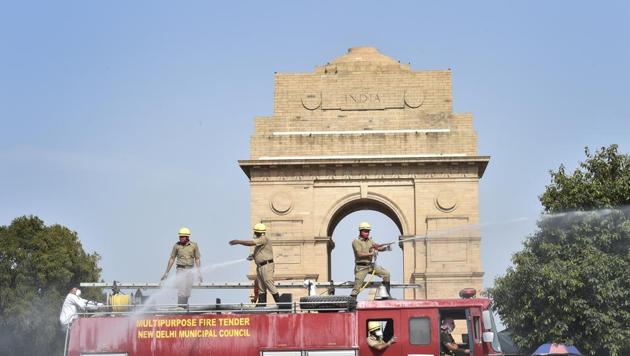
59;287;102;329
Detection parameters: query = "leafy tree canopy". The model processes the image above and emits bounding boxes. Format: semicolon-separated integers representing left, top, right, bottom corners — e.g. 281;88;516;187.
540;145;630;213
0;215;102;356
487;145;630;356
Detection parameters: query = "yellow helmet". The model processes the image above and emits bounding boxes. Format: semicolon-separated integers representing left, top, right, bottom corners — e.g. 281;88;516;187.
253;223;266;233
367;321;381;332
358;222;371;231
178;227;191;237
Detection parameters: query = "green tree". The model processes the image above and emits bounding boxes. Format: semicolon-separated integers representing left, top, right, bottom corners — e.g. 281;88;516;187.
540;145;630;212
487;145;630;356
0;216;102;356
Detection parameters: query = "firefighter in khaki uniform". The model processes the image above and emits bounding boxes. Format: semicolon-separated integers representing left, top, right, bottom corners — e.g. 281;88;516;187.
229;223;279;307
440;318;469;355
161;227;202;306
350;222;391;300
366;321;397;350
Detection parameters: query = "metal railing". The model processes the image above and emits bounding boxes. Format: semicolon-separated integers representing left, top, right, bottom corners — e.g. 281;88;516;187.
80;281;420;290
77;300;357;317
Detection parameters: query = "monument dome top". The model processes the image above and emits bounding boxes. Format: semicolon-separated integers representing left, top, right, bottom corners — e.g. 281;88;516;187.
330;47;400;65
316;47;410;73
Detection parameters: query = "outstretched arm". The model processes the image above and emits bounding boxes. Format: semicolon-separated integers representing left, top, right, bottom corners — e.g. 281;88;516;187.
71;294;102;311
370;336;397;350
229;239;256;246
372;242;393;251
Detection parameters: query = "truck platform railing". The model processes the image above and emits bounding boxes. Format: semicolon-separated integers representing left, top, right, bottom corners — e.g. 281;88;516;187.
76;280;421;316
80;281;420;290
77;300;360;316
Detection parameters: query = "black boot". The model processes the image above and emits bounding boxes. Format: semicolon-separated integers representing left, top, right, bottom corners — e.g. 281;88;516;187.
256;293;267;307
272;293;280;303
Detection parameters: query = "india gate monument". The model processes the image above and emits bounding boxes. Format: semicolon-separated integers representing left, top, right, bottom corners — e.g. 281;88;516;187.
239;47;489;300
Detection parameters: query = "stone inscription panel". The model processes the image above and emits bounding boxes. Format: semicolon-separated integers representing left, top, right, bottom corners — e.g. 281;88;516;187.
322;87;405;110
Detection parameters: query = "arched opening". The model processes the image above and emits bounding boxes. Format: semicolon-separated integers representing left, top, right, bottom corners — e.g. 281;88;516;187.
327;198;404;237
327;199;404;300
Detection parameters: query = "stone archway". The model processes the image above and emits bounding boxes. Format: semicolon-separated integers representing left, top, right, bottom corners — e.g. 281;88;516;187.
320;194;408;288
324;197;405;297
324;196;406;238
239;47;489;299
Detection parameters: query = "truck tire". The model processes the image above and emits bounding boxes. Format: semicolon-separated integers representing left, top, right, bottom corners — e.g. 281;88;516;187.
299;296;356;311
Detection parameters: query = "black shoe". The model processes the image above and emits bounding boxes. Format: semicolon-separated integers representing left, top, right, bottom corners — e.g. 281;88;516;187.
272;293;280;303
256;293;267;307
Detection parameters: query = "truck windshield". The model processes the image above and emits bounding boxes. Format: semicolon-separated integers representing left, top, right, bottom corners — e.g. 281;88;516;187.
482;308;502;352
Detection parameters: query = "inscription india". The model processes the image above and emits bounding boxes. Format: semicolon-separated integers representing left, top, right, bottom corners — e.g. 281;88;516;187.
322;88;405;111
345;92;381;104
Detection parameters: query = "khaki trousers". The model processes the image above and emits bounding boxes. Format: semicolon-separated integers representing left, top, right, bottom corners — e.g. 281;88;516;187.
350;264;390;297
256;263;277;295
176;266;194;298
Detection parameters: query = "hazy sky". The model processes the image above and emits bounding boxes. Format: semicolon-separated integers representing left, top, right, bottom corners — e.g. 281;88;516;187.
1;1;629;304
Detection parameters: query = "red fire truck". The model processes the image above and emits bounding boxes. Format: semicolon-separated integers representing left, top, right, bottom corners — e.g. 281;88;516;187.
65;287;504;356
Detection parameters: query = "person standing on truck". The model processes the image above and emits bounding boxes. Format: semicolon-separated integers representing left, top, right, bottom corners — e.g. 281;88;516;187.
350;222;392;300
440;318;469;355
366;321;397;350
229;223;280;307
161;227;202;306
59;287;102;329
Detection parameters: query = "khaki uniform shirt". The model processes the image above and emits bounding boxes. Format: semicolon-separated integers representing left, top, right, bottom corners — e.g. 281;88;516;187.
170;241;200;267
252;235;273;264
352;238;375;264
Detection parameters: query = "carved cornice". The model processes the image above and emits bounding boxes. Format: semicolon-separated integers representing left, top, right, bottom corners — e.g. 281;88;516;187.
239;156;490;181
247;274;320;281
412;272;484;280
400;236;482;243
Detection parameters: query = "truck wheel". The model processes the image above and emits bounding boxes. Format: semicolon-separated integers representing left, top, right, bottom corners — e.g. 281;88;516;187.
299;296;356;311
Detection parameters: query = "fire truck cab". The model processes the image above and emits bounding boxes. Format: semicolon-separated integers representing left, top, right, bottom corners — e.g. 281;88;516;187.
65;293;503;356
356;298;502;356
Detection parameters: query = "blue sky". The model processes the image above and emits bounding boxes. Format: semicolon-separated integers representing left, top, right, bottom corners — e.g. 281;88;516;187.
1;1;629;303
